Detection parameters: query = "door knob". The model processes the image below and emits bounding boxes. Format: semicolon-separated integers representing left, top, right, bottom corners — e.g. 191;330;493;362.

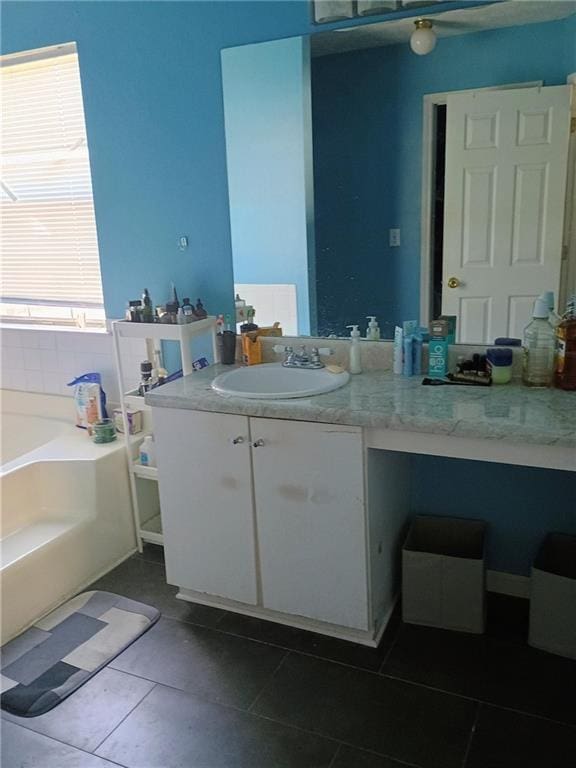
252;438;265;448
447;276;461;289
231;436;244;445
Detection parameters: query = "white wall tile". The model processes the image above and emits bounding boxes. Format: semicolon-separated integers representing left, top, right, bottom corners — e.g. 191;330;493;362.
42;371;65;395
1;328;121;401
23;348;42;371
24;370;44;392
1;330;21;348
39;348;60;372
36;332;56;350
2;347;24;370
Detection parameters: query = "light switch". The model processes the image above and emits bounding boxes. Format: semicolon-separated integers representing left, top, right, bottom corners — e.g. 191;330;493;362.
389;228;401;247
178;236;188;251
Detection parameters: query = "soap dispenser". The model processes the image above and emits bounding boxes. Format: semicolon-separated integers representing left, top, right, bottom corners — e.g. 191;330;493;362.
366;316;380;341
347;325;362;374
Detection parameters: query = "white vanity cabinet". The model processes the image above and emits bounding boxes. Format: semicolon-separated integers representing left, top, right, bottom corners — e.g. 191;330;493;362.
153;406;407;643
250;418;368;630
153;408;258;605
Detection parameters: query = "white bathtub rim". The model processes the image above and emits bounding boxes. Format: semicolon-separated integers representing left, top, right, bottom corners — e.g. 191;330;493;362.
1;389;127;476
0;433;126;478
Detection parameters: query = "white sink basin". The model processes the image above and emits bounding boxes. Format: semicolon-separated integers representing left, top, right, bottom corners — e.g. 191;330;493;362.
211;363;350;400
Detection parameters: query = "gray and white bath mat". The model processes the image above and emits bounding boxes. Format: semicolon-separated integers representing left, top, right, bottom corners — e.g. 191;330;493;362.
0;591;159;717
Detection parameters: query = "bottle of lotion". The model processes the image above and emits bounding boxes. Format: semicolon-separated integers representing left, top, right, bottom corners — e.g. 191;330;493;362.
347;325;362;374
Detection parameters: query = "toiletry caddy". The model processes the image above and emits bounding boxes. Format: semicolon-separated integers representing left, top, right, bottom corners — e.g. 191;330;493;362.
112;316;218;550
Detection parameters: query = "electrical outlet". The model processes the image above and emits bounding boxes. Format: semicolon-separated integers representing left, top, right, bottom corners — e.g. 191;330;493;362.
389;228;401;247
178;236;189;251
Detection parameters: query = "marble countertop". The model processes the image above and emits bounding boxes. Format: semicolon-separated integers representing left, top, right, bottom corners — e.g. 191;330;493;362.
146;365;576;450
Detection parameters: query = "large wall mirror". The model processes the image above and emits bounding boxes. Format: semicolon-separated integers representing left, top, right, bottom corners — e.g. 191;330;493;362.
221;1;576;343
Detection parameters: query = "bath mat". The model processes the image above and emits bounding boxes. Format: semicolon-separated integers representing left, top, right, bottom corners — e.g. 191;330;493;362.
0;591;159;717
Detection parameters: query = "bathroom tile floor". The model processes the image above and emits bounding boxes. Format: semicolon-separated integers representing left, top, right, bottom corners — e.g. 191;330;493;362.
3;545;576;768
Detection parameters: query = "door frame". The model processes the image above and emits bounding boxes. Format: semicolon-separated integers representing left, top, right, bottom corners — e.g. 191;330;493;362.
560;73;576;311
419;80;543;327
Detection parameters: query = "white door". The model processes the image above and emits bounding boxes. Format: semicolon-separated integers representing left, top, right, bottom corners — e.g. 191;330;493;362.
153;408;258;604
443;85;572;343
251;418;369;630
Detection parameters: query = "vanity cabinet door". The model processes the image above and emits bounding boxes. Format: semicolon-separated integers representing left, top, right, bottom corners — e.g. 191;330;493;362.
153;408;257;605
251;418;369;630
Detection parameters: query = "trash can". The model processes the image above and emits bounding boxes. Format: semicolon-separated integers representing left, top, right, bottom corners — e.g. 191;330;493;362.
402;515;487;634
529;533;576;660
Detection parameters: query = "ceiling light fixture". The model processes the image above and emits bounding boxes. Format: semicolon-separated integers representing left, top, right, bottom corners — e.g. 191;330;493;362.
410;18;436;56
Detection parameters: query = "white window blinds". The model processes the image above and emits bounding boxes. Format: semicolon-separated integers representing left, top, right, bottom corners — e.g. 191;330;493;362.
0;43;104;318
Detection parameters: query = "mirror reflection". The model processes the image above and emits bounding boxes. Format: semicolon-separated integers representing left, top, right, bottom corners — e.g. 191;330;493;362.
221;2;576;343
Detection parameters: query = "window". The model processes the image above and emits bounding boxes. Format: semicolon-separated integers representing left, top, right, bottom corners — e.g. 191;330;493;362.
0;43;105;328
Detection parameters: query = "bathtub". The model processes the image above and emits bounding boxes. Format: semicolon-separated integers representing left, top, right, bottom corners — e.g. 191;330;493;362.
1;390;136;644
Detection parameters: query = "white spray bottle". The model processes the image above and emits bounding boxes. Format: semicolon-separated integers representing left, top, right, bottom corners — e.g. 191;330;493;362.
347;325;362;374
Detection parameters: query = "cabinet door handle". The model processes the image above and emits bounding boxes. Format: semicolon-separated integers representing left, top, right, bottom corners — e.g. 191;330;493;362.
252;438;265;448
231;436;244;445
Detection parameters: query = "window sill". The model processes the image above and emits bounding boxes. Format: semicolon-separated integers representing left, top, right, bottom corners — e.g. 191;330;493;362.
0;322;110;335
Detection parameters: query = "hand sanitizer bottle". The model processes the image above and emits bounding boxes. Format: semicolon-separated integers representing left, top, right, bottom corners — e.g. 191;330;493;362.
347;325;362;374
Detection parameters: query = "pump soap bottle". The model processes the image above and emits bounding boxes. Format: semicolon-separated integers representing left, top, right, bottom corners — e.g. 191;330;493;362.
366;316;380;341
347;325;362;374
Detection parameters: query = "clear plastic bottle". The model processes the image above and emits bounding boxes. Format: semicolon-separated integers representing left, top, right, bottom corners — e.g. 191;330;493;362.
522;297;556;387
543;290;561;329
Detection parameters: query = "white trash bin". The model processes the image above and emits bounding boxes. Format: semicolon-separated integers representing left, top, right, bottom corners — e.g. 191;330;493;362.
529;533;576;660
402;515;487;634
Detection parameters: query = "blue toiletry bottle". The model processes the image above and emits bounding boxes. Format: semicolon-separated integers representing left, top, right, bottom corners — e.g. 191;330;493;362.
403;335;414;376
412;334;423;375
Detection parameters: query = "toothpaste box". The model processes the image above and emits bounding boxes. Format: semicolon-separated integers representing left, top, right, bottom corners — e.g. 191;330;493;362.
428;320;449;378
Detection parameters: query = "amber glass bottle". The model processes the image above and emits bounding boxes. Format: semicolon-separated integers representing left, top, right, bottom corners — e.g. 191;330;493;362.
555;296;576;391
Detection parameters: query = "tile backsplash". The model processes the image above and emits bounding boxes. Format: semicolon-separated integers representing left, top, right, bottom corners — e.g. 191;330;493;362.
0;328;146;404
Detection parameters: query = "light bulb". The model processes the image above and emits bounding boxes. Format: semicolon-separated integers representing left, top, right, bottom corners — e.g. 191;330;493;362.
410;18;436;56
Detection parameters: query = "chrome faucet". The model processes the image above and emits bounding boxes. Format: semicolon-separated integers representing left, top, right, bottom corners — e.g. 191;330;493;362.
273;344;332;369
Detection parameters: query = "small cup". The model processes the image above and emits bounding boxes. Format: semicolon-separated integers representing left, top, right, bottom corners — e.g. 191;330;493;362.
92;418;117;444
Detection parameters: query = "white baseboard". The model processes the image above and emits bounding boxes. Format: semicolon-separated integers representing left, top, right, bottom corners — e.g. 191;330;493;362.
487;569;530;599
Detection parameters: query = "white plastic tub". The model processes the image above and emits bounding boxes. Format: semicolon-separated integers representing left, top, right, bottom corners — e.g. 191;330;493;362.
0;390;136;644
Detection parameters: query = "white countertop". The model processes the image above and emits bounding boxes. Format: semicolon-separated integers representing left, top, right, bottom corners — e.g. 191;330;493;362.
146;365;576;460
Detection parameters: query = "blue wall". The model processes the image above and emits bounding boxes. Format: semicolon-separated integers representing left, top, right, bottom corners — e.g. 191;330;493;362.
222;36;314;334
410;456;576;576
1;1;315;320
312;15;576;336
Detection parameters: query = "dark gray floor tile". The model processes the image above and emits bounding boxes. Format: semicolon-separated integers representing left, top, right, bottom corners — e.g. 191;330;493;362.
484;593;529;643
2;667;153;752
465;705;576;768
332;744;416;767
96;682;337;768
87;555;227;628
218;609;398;672
110;616;286;709
135;543;165;565
253;652;477;768
1;721;119;768
382;622;576;725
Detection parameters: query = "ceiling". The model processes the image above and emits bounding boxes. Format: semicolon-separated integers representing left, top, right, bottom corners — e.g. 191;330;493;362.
311;0;576;57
